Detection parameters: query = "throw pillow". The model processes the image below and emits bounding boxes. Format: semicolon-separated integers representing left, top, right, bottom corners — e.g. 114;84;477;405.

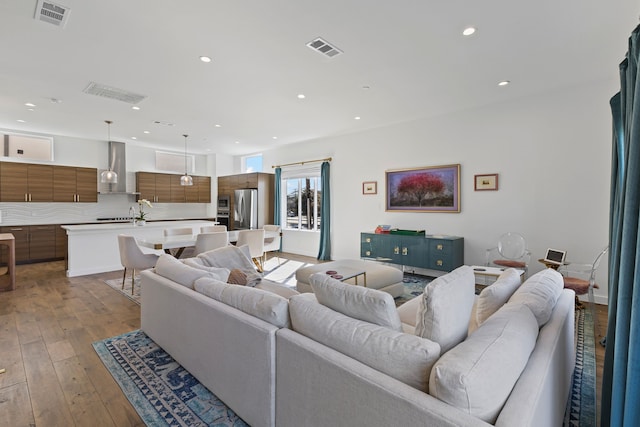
227;268;248;285
475;268;523;326
182;258;230;282
429;303;539;424
197;245;262;286
289;293;441;392
414;265;475;353
309;272;402;332
154;254;222;289
194;277;291;328
508;268;563;327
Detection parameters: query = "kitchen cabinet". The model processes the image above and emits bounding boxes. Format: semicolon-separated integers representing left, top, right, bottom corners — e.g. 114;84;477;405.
137;171;211;203
0;225;62;265
55;225;67;259
136;172;171;203
53;166;98;202
29;225;56;261
0;162;54;202
360;232;464;272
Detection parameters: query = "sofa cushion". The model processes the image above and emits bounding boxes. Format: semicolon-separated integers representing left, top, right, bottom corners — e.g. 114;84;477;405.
194;277;291;328
289;293;441;391
155;254;223;289
429;303;539;423
508;268;564;327
309;273;402;331
182;257;231;282
197;245;262;286
414;266;475;353
475;268;523;325
255;279;300;299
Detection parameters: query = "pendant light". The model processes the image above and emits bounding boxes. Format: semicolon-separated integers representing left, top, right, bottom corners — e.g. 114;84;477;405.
100;120;118;184
180;134;193;186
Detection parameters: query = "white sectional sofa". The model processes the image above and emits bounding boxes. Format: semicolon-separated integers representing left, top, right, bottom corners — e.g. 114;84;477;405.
140;248;575;427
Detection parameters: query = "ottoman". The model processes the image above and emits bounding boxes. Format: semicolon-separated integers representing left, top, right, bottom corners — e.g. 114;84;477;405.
295;259;405;297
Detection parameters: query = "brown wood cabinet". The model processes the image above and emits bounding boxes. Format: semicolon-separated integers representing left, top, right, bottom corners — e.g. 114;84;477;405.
137;171;211;203
217;172;274;230
0;225;61;264
0;163;54;202
53;166;98;202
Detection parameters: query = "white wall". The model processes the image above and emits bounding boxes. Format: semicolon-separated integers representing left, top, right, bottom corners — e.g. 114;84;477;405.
262;79;616;304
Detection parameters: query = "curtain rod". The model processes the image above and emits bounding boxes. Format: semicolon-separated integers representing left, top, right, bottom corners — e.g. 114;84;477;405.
271;157;332;169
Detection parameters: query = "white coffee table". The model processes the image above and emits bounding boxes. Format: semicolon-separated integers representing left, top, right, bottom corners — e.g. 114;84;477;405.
470;265;525;285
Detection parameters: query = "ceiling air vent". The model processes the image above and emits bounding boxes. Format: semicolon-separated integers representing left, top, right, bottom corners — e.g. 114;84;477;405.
82;82;147;105
34;0;71;28
306;37;343;58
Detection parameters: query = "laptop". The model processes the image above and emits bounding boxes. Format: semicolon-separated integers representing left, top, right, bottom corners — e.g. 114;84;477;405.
543;248;566;266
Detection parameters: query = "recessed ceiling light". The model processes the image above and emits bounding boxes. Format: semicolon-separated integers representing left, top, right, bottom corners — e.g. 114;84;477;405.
462;27;476;36
27;108;34;112
297;94;306;99
25;102;36;107
143;130;150;134
498;80;510;86
354;116;361;120
215;124;221;128
132;106;140;110
200;56;212;63
235;141;240;144
131;136;137;140
17;119;25;123
272;136;278;140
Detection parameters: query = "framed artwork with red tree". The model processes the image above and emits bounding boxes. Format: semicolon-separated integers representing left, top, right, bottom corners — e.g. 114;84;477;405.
385;164;460;212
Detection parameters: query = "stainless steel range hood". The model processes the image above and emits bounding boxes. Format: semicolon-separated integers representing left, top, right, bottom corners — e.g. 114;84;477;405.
99;141;139;195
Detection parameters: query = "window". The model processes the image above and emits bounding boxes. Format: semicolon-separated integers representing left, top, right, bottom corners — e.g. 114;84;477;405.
156;151;194;174
284;176;322;231
243;154;263;172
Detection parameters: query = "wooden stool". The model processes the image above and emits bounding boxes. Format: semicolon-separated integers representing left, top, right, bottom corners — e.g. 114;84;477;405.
0;233;16;292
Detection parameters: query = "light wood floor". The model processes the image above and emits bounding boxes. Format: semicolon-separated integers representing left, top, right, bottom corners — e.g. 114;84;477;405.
0;258;608;427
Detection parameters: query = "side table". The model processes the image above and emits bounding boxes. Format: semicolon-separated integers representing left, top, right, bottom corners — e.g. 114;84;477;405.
0;233;16;292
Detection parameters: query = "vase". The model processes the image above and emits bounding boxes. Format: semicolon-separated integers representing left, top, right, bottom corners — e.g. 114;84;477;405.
136;220;146;226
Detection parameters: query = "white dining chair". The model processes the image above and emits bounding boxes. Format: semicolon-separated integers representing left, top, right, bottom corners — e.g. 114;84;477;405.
201;225;227;233
117;234;159;294
164;227;194;257
193;232;229;256
236;229;265;272
262;224;282;265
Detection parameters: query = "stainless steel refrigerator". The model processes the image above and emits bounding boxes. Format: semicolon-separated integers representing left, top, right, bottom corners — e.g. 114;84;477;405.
234;189;258;229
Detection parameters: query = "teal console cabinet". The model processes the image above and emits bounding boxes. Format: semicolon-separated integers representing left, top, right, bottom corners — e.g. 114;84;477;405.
360;232;464;272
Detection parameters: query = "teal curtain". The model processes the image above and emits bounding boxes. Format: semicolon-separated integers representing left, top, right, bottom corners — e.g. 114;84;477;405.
274;167;282;251
317;161;331;260
601;24;640;427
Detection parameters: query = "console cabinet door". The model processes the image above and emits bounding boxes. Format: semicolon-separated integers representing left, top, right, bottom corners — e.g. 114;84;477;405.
29;225;56;261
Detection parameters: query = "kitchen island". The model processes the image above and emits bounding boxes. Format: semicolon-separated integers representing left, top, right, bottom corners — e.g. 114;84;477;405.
62;220;216;277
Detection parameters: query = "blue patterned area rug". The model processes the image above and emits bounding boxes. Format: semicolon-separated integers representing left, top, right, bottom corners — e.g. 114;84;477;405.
394;273;433;306
563;308;597;426
93;330;248;427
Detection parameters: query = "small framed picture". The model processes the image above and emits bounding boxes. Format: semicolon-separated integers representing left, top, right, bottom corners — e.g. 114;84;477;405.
363;181;377;195
474;173;499;191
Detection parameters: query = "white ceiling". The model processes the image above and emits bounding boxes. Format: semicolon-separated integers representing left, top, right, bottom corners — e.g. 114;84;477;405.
0;0;637;156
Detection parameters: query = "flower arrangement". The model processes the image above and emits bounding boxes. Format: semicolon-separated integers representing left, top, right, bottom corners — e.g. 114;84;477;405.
136;199;153;221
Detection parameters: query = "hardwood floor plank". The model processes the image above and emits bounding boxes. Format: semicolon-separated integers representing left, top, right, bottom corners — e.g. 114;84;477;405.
0;381;35;427
21;339;75;427
54;356;116;427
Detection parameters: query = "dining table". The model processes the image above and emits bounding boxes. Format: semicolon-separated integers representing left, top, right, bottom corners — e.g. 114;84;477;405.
136;229;279;257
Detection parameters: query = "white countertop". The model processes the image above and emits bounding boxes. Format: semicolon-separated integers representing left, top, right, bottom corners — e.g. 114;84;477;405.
62;220;216;233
